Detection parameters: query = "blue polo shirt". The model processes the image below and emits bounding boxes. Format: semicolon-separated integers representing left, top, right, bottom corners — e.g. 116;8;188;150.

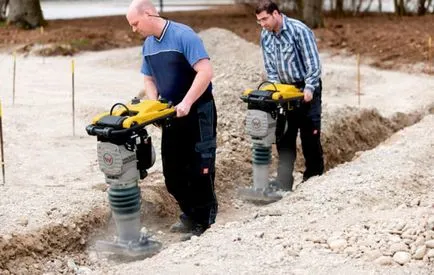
141;21;212;105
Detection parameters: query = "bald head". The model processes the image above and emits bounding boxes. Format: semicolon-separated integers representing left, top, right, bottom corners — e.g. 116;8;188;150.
127;0;157;17
126;0;164;38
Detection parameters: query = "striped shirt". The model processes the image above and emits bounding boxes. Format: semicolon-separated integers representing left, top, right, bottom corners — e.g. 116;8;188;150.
260;15;321;93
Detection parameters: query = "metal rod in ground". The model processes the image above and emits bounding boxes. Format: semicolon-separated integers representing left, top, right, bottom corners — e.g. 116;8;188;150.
429;36;432;74
12;52;16;105
0;100;5;185
41;26;45;64
357;53;361;107
72;59;75;136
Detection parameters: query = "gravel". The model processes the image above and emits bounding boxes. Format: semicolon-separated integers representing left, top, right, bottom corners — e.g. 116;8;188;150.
0;28;432;274
107;113;434;274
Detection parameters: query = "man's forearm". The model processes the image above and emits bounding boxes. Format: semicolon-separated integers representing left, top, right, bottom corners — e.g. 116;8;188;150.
182;69;212;106
174;58;213;117
304;73;320;93
302;51;321;93
143;78;158;100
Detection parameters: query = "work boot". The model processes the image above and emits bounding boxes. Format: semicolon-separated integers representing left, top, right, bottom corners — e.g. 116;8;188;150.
180;224;209;242
169;213;193;233
302;172;322;183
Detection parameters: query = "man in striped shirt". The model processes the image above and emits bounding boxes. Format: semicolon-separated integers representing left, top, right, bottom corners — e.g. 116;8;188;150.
255;0;324;191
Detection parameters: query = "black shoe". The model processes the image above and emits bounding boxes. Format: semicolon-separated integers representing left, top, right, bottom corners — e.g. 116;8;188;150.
302;172;322;183
169;213;193;233
191;224;208;236
180;224;209;241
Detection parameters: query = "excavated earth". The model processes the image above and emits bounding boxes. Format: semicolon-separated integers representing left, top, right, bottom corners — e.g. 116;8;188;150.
0;28;433;274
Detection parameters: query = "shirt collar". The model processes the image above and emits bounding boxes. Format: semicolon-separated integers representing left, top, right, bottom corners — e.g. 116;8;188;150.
155;20;170;42
273;14;288;37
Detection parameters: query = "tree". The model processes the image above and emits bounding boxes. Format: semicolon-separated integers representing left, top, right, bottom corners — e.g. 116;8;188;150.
303;0;324;28
7;0;44;29
335;0;344;16
417;0;433;15
394;0;407;15
0;0;8;21
294;0;304;19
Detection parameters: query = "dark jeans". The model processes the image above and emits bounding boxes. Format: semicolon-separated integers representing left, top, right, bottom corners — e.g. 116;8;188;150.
276;81;324;190
161;99;218;227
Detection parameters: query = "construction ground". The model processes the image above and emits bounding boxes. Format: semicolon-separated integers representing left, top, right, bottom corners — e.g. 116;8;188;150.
0;5;433;275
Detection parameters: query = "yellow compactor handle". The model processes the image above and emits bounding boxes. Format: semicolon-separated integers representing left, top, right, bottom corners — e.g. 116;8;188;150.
242;83;304;101
92;99;175;129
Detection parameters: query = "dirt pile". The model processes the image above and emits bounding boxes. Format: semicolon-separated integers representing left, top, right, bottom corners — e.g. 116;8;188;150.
134;27;434;221
314;107;427;171
0;27;433;274
0;208;109;273
140;175;178;218
110;114;434;274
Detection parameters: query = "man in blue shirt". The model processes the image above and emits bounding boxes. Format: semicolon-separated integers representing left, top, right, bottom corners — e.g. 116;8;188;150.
255;0;324;191
126;0;218;238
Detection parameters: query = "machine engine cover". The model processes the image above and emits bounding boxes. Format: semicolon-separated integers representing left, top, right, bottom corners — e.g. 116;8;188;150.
245;110;276;146
97;142;139;185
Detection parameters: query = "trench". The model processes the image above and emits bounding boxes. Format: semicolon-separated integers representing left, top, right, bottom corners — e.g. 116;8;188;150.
310;107;428;171
0;105;432;274
0;208;109;274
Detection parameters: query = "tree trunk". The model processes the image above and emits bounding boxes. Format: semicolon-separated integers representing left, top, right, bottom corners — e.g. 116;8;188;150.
303;0;323;28
399;0;407;15
378;0;382;12
336;0;344;16
394;0;407;15
417;0;427;15
7;0;44;29
355;0;363;14
0;0;8;21
351;0;356;12
364;0;374;12
295;0;304;19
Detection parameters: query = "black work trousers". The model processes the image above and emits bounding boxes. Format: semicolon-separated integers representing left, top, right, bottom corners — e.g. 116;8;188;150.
161;99;218;227
276;81;324;190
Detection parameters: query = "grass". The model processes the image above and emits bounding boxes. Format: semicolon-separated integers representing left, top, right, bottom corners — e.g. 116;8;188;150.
70;38;90;48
